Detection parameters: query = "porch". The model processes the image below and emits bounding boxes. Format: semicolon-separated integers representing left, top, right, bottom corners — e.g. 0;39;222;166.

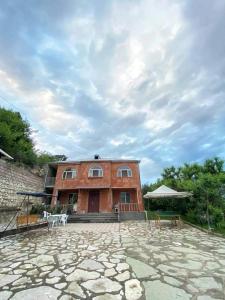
52;187;141;215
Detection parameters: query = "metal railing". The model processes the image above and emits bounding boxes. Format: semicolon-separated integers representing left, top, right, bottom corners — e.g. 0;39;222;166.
119;203;139;212
45;177;56;187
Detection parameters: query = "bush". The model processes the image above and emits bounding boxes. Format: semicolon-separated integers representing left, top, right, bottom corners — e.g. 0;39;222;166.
30;204;46;215
208;205;224;226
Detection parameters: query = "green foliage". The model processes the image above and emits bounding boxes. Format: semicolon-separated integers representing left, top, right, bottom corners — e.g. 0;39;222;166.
0;107;37;166
143;157;225;229
36;152;65;166
0;107;67;167
30;204;46;215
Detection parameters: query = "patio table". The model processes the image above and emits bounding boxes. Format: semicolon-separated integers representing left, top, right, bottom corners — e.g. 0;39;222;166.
155;211;181;229
47;214;64;227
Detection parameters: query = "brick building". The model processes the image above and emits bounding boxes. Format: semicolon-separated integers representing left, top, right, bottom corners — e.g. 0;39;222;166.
45;155;144;219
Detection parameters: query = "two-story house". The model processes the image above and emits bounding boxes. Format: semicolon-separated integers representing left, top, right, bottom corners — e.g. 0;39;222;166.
45;155;144;220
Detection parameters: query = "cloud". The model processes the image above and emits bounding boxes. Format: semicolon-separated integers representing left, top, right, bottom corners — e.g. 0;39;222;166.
0;0;225;183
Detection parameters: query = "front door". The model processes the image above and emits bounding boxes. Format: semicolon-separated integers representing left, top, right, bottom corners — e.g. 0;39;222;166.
88;190;100;213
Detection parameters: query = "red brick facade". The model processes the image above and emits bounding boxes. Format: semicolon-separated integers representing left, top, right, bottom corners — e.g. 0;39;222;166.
50;159;143;213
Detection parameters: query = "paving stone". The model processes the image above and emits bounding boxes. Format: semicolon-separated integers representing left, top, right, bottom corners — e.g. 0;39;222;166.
65;282;86;298
190;277;223;292
49;269;64;277
0;274;21;288
93;294;122;300
59;295;78;300
197;296;222;300
12;276;30;286
143;280;191;300
55;282;67;289
115;270;130;281
110;258;120;263
157;264;188;277
64;267;75;274
0;291;12;300
27;255;54;267
125;279;143;300
78;259;104;271
11;286;61;300
41;265;54;272
66;269;100;281
103;262;115;268
1;222;225;300
82;278;122;293
46;277;61;284
0;267;11;273
126;257;157;278
57;253;74;266
171;260;202;270
164;276;183;287
116;263;129;272
10;262;21;269
104;268;117;277
13;269;27;275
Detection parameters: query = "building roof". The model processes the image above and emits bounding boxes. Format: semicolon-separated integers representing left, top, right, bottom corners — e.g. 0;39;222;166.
49;157;140;166
143;185;192;198
0;148;13;160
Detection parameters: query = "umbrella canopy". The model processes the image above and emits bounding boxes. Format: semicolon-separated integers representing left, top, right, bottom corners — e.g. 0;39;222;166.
143;185;192;199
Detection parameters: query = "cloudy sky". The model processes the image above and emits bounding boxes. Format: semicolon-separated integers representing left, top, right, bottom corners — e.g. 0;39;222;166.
0;0;225;183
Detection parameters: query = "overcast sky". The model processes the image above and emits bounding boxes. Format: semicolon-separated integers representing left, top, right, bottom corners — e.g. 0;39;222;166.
0;0;225;183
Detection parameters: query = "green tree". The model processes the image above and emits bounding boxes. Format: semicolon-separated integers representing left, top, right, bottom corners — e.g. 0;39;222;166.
0;107;67;167
0;107;37;166
143;157;225;228
36;152;67;166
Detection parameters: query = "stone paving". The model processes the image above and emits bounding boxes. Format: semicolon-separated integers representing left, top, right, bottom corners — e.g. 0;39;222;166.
0;221;225;299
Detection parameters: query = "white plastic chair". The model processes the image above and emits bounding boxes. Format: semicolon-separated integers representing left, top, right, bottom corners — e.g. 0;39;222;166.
47;215;58;228
60;214;68;226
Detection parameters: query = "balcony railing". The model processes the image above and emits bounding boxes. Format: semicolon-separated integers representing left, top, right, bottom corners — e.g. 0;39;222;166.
119;203;139;212
45;177;56;187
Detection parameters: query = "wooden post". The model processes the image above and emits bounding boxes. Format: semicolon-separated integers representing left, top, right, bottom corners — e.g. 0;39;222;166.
26;195;29;229
109;188;113;212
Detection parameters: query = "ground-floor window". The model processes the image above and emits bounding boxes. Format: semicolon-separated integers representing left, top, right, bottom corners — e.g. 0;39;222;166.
120;192;131;203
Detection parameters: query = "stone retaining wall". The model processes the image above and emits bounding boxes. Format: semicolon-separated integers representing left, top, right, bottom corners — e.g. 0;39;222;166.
0;159;44;209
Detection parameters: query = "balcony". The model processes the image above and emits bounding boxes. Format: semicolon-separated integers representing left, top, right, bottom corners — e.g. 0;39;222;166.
45;177;56;187
119;203;139;212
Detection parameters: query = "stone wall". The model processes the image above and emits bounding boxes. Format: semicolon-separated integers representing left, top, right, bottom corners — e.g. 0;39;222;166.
0;159;44;209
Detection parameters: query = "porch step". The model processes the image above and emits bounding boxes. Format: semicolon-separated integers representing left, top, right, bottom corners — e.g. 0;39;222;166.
68;213;118;223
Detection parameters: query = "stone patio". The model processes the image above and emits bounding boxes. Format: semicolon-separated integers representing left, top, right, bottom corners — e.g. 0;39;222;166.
0;221;225;299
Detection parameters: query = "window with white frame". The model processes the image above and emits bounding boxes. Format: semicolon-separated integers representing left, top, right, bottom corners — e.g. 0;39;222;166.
120;192;131;203
117;166;132;177
62;168;77;179
88;166;103;177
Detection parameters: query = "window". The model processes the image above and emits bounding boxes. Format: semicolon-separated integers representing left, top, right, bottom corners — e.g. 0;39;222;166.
117;166;132;177
120;192;131;203
62;168;77;179
88;166;103;177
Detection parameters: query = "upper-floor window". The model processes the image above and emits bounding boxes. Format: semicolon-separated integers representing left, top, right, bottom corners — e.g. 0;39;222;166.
88;166;103;177
62;168;77;179
117;166;132;177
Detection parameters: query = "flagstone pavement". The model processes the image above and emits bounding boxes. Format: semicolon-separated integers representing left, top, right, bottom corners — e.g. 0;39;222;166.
0;221;225;300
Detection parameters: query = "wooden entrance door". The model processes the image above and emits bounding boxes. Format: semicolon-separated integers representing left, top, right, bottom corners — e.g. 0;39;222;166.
88;190;100;213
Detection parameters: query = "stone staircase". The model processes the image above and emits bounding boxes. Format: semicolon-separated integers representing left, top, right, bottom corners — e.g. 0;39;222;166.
68;213;119;223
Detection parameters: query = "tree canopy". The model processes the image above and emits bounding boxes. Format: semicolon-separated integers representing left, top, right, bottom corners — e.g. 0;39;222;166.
143;157;225;229
0;107;66;167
